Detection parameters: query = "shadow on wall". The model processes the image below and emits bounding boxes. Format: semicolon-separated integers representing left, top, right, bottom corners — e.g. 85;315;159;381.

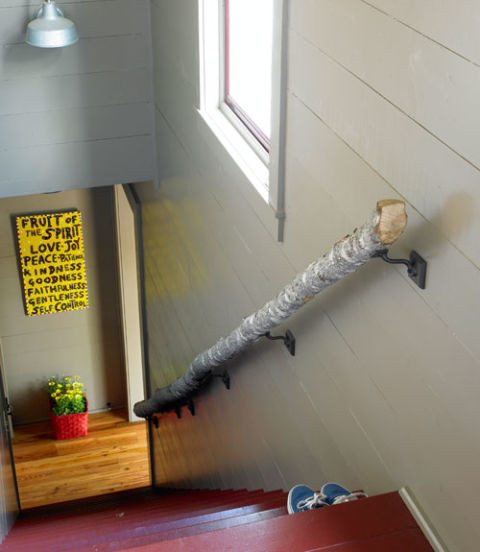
90;188;127;412
1;4;34;46
434;192;476;243
14;380;49;425
3;44;63;77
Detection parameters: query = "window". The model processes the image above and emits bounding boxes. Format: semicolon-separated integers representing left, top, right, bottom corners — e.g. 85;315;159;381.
223;0;274;154
199;0;288;238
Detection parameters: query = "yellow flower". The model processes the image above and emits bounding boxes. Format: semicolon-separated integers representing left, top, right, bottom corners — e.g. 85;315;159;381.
65;377;71;381
50;393;56;398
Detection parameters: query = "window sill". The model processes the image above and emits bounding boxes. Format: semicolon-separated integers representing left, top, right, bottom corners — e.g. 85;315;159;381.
198;107;269;203
195;107;281;242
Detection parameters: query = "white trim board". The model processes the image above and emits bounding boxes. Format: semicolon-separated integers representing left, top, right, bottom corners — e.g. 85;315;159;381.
399;487;449;552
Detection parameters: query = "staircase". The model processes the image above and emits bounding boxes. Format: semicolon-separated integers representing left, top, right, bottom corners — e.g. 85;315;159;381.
3;487;434;551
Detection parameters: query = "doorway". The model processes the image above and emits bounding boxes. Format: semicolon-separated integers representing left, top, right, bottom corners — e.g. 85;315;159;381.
0;341;20;542
0;185;150;509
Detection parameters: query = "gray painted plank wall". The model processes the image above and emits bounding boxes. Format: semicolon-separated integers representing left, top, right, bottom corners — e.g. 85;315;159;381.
0;0;155;198
140;1;480;551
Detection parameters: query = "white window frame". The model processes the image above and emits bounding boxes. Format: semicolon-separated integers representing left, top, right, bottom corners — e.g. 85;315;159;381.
198;0;288;240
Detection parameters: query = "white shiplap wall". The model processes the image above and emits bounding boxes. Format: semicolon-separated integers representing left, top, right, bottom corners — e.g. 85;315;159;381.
140;1;480;550
0;0;155;197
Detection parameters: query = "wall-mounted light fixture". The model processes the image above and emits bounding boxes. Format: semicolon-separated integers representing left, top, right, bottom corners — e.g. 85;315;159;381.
26;0;78;48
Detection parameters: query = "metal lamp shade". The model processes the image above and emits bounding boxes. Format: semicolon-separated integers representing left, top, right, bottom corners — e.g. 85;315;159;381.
26;1;78;48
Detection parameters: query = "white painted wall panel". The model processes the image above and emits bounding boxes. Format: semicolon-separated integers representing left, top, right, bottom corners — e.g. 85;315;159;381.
365;0;480;64
291;0;480;169
1;36;147;79
0;135;154;196
0;103;152;148
289;32;480;268
0;69;152;116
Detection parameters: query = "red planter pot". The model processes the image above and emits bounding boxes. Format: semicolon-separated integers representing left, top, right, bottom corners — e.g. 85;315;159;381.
49;397;88;440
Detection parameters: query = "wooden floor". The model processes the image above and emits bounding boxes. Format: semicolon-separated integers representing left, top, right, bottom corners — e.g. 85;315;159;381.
12;409;151;510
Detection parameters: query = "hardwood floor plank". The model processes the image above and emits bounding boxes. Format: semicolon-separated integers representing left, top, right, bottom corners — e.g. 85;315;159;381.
12;408;151;509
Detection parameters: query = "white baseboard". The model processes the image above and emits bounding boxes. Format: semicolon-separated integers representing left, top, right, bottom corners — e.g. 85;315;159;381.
399;487;449;552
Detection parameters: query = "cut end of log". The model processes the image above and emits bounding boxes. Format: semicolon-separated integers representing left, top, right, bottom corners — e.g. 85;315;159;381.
374;200;407;245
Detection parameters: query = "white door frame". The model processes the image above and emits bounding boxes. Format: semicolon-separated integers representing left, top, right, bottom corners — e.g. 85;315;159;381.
113;184;146;422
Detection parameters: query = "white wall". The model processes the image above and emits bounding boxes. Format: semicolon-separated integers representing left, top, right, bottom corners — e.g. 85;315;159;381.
0;187;126;424
139;1;480;551
0;0;155;198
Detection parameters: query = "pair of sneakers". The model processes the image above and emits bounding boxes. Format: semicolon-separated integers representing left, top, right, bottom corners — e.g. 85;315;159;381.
287;482;367;514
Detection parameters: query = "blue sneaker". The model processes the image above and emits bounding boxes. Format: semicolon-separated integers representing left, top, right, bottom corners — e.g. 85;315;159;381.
320;482;367;505
287;484;329;514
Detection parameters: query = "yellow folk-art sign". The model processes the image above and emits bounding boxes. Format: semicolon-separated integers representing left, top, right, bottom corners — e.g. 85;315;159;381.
16;211;88;316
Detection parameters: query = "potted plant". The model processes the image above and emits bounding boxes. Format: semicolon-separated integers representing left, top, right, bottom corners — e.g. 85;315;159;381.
47;376;88;440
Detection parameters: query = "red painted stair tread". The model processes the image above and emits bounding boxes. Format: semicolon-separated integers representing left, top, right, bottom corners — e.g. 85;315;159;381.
2;489;286;551
11;489;273;533
2;489;434;552
11;498;287;552
121;492;433;552
67;507;288;552
6;491;287;547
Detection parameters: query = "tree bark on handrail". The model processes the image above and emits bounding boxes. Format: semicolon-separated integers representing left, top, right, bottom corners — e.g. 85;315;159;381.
134;200;407;418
